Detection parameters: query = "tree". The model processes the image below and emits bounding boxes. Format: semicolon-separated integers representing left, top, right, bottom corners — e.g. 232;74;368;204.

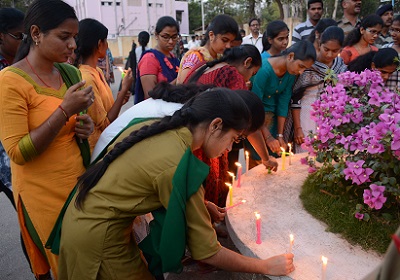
188;0;202;33
0;0;33;11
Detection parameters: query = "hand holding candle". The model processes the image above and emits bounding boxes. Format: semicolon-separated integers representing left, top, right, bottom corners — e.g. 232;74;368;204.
255;212;262;244
235;162;242;188
280;147;286;171
225;199;246;211
321;256;328;280
118;66;126;79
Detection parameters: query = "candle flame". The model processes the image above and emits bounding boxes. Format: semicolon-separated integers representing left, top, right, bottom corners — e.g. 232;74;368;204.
235;162;242;167
245;151;249;157
290;234;294;242
321;256;328;265
117;66;124;73
254;212;261;219
288;143;292;148
241;199;246;203
227;171;234;177
280;147;285;152
225;182;232;188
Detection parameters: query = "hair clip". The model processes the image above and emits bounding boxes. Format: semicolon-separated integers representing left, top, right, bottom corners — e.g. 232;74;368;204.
22;33;28;42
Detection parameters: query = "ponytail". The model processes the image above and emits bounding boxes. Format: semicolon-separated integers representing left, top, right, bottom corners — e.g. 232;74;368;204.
75;110;189;209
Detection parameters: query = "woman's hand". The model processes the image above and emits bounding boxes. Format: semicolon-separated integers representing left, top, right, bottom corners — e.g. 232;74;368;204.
294;127;305;145
278;137;287;151
62;81;94;116
262;253;295;276
262;157;278;172
121;68;134;93
206;201;226;223
74;114;94;140
266;137;281;154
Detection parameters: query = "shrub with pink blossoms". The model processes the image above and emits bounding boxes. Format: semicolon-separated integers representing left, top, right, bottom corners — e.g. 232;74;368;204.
303;69;400;221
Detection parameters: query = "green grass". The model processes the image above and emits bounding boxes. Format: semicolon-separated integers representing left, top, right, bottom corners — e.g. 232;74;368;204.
300;174;400;254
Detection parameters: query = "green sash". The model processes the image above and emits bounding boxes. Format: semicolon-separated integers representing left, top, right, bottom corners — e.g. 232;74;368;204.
54;63;91;168
139;148;209;276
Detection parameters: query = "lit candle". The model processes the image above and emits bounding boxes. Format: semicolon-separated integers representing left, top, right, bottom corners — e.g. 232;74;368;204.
321;256;328;280
118;66;126;79
289;234;294;253
235;162;242;188
255;212;262;244
280;147;286;171
225;199;246;211
227;171;235;188
245;151;249;173
288;143;292;165
226;183;233;206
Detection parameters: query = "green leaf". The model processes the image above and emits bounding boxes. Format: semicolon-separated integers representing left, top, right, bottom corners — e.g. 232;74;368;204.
382;213;393;221
388;177;397;186
363;213;370;222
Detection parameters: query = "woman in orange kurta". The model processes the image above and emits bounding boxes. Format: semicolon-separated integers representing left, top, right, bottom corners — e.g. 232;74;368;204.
75;19;133;151
0;1;94;278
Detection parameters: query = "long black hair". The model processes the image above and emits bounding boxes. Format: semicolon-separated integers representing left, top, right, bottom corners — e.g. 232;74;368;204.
201;14;238;46
155;16;180;35
15;0;77;62
187;44;261;84
348;48;399;73
0;8;24;33
138;31;150;54
74;18;108;67
344;14;383;47
281;40;316;61
308;18;338;43
75;87;256;208
262;20;289;52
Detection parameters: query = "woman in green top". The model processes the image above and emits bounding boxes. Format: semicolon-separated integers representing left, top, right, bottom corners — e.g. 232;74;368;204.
58;87;295;279
251;40;315;164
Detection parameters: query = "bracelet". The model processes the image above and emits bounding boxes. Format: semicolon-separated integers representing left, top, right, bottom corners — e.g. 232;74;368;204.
58;105;69;121
277;133;284;138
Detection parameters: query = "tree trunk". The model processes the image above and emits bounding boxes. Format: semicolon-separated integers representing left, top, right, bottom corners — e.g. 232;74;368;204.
332;0;339;20
275;0;284;20
248;0;256;19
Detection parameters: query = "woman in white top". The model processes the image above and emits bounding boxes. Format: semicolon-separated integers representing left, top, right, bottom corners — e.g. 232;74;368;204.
135;31;150;62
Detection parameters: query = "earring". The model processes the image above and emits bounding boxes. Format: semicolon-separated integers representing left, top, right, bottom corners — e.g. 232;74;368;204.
34;37;39;46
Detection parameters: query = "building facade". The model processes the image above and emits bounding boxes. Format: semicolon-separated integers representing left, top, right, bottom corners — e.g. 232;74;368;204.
64;0;189;38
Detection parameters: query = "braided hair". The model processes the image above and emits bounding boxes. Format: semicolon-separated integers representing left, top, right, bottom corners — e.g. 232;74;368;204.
187;44;261;84
75;87;254;208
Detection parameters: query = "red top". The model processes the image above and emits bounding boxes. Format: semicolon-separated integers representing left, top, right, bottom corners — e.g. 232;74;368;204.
184;63;247;90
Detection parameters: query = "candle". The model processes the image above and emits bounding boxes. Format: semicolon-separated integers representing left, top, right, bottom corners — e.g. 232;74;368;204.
321;256;328;280
227;171;235;188
245;151;249;173
235;162;242;188
289;234;294;253
280;147;286;171
255;212;262;244
225;199;246;211
226;183;233;206
118;66;126;79
288;143;292;165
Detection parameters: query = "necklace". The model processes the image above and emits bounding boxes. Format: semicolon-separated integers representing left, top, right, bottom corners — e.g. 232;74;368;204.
25;57;62;88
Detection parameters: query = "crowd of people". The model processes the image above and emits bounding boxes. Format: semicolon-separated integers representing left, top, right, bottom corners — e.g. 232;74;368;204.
0;0;399;279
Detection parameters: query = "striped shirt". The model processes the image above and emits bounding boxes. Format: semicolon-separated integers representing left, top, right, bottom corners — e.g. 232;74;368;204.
292;19;314;45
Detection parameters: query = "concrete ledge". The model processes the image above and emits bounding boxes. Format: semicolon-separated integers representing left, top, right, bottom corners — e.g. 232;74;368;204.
226;153;383;280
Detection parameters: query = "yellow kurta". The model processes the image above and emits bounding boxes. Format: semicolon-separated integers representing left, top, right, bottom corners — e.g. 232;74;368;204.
0;67;86;278
79;65;114;151
58;123;222;280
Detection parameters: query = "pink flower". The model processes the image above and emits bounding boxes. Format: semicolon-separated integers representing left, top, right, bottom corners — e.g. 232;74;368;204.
300;157;308;165
355;212;364;220
308;166;317;173
363;184;387;210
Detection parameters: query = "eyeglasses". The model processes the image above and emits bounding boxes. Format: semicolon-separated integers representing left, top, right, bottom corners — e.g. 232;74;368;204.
7;32;24;40
389;28;400;34
365;28;381;36
159;34;179;42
